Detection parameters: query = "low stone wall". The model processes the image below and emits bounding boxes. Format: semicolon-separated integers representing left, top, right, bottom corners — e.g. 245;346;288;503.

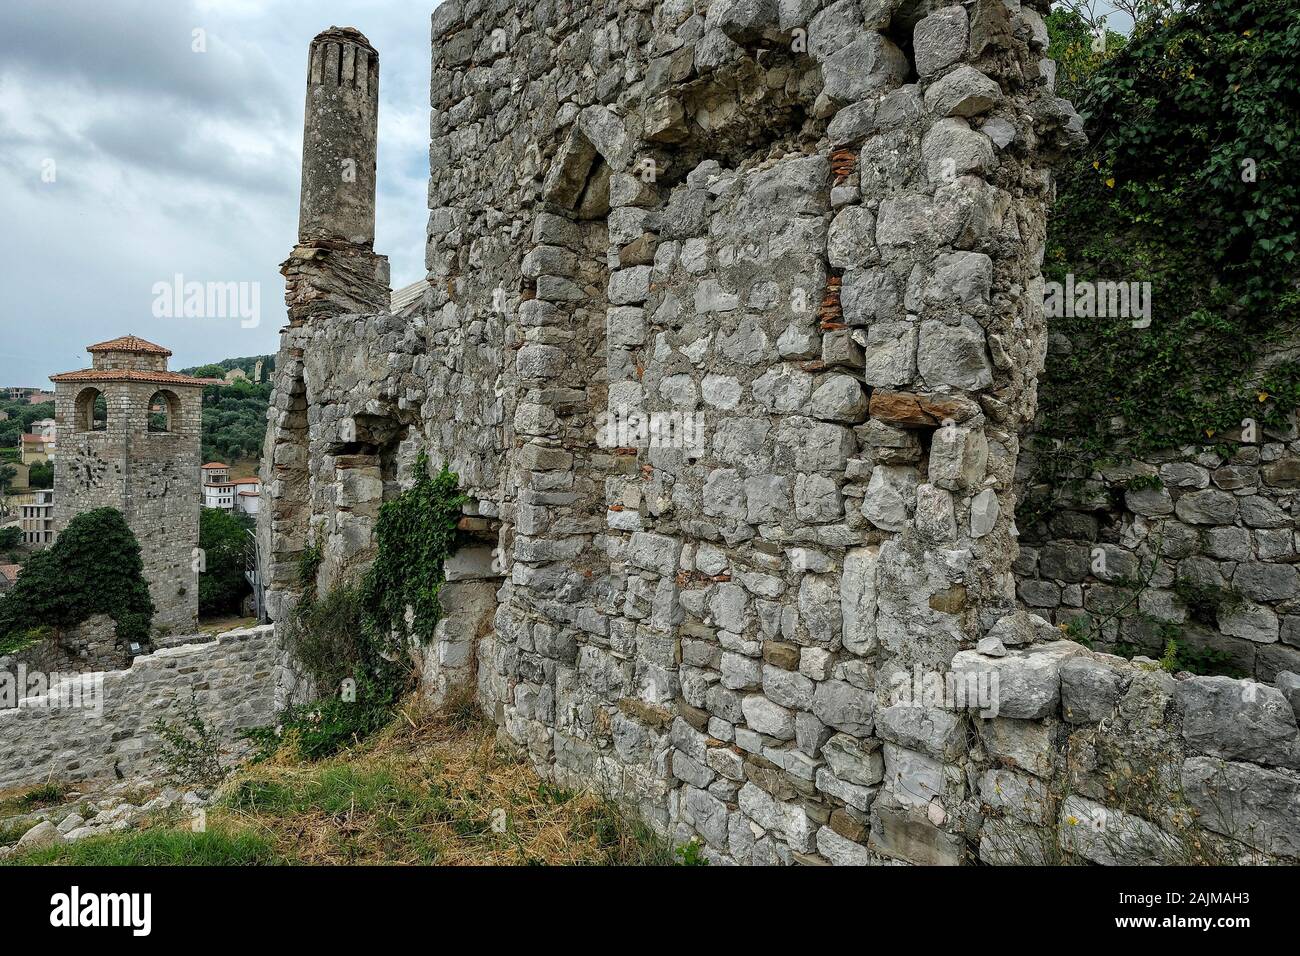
0;625;282;791
0;615;135;682
950;636;1300;864
1016;430;1300;681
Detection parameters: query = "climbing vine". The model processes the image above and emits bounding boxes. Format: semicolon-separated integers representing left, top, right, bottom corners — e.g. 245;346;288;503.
264;453;467;759
360;452;467;643
1024;0;1300;521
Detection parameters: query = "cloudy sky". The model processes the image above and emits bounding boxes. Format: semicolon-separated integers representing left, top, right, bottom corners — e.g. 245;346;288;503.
0;0;438;385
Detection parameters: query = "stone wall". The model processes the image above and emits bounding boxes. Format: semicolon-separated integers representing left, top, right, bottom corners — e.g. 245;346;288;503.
1015;424;1300;682
258;0;1300;864
0;625;282;791
949;639;1300;864
417;0;1075;864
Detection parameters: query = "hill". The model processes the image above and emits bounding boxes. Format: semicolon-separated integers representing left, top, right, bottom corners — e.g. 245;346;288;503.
179;356;275;466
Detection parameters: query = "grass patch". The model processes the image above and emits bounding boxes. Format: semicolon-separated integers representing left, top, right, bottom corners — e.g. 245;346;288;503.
4;702;683;866
0;780;70;820
16;781;68;809
0;626;50;657
218;706;680;865
4;829;283;866
0;820;30;848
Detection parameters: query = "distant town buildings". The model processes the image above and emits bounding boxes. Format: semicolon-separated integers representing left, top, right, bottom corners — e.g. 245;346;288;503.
201;462;260;516
201;462;230;484
2;387;55;404
21;489;54;546
19;432;53;465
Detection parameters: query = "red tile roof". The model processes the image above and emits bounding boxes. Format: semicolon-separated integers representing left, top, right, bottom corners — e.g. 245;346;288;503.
20;434;47;443
49;368;205;387
85;335;172;356
201;462;229;469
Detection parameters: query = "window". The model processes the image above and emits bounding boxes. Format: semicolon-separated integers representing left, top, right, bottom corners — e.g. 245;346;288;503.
148;390;179;432
75;387;108;432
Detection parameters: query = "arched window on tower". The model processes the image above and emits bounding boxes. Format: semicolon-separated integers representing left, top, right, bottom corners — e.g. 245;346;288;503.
75;387;108;432
148;390;180;432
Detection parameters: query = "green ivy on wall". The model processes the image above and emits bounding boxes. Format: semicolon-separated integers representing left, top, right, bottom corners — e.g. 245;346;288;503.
270;453;467;759
0;508;154;647
361;452;468;643
1025;0;1300;521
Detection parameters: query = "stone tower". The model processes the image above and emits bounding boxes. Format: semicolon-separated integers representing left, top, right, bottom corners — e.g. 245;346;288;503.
260;26;393;620
50;335;205;636
281;26;390;325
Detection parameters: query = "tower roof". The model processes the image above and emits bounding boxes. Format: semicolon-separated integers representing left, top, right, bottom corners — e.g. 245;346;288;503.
86;335;173;357
49;368;206;387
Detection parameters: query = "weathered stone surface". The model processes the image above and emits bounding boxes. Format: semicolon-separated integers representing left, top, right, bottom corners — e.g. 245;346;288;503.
816;825;872;865
951;641;1086;719
821;732;885;787
741;694;797;739
924;66;1002;117
1060;656;1125;724
862;465;918;531
1059;796;1184;866
913;6;969;77
1181;756;1300;857
1174;676;1300;768
820;34;908;103
875;703;963;760
869;796;965;864
813;680;874;735
917;318;993;390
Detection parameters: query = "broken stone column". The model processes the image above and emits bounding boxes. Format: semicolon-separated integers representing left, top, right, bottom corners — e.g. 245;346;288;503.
282;25;390;325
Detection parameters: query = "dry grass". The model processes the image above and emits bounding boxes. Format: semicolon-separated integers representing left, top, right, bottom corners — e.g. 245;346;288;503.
203;697;677;866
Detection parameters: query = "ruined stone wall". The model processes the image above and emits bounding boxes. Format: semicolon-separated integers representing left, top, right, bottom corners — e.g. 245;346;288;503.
1015;426;1300;683
259;0;1300;864
0;625;282;791
424;0;1085;863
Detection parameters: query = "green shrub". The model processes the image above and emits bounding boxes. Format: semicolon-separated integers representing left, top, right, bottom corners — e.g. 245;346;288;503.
198;507;253;616
152;692;228;789
360;451;467;643
0;508;153;647
1026;0;1300;518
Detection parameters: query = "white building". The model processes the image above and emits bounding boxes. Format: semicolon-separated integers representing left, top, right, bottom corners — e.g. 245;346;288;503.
21;489;54;546
30;418;56;439
202;462;260;516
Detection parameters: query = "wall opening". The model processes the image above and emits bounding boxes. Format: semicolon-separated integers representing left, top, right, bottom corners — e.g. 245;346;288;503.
75;387;108;432
147;389;179;432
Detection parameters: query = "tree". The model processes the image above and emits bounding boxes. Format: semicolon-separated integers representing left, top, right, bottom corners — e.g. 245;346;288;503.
0;508;154;646
27;461;52;489
0;527;20;550
198;507;252;616
1025;0;1300;520
0;464;15;496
